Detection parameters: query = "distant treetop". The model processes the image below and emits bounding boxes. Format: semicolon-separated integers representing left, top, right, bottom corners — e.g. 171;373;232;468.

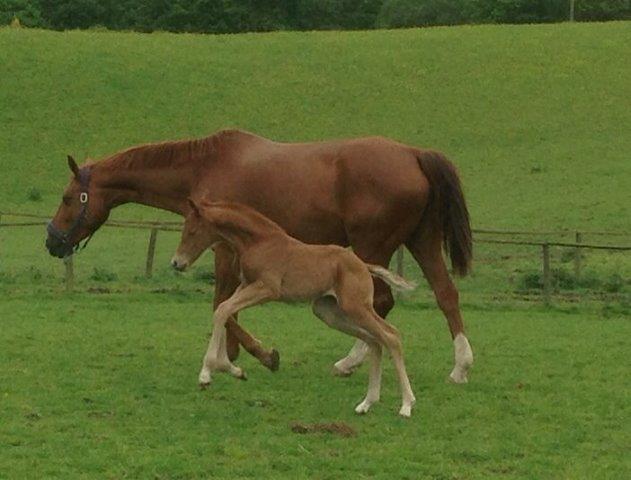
1;0;629;33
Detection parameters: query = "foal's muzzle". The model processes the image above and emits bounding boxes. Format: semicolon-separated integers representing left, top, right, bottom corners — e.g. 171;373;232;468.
170;257;188;272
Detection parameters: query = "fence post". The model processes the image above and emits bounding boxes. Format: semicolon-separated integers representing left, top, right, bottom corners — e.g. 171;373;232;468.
574;231;582;279
64;255;74;292
145;228;158;278
542;243;551;305
569;0;575;21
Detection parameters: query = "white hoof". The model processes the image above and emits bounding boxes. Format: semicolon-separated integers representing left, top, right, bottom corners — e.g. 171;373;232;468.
198;370;212;388
230;366;247;380
448;367;469;384
450;333;473;384
332;361;356;377
355;399;373;414
398;404;413;418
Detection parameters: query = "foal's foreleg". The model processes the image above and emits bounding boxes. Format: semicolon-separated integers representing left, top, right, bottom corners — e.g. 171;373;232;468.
199;304;245;387
199;282;273;387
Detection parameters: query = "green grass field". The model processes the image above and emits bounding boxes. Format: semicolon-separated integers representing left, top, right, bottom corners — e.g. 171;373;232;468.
1;22;630;479
2;295;629;479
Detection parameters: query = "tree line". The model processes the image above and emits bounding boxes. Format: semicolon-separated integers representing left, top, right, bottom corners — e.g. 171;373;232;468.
1;1;629;33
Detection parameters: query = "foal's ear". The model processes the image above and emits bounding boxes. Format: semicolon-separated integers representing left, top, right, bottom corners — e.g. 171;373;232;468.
67;155;80;179
187;198;201;217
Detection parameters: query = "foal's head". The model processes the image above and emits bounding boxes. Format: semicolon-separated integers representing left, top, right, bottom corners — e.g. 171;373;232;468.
46;156;111;258
171;199;220;271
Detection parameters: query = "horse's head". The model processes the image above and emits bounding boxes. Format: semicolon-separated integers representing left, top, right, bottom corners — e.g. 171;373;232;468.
171;199;220;271
46;156;111;258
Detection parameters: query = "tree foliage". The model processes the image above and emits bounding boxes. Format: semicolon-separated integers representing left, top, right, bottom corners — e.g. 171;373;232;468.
1;0;629;32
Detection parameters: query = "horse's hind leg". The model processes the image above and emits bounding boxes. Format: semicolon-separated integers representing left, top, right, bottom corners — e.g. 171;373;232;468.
406;233;473;383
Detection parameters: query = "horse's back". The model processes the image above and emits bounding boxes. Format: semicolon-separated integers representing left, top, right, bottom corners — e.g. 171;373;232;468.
204;132;430;245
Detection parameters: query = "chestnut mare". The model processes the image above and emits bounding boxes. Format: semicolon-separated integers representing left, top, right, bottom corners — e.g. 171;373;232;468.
46;129;474;383
171;199;417;416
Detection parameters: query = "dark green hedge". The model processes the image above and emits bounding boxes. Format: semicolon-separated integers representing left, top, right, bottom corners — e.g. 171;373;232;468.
1;0;629;32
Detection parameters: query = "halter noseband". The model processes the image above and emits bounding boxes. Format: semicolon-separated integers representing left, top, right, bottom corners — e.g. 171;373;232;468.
47;167;94;254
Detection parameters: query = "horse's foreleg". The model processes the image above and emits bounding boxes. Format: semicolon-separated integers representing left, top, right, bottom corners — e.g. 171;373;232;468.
214;246;280;371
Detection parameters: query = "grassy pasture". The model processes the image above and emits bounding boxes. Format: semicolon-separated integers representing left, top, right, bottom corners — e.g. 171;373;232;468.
0;23;630;230
1;294;630;479
0;22;630;479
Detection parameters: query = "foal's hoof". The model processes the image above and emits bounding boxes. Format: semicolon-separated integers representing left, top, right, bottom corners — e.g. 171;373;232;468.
354;400;372;415
198;370;212;389
398;405;413;418
448;367;469;384
332;363;356;377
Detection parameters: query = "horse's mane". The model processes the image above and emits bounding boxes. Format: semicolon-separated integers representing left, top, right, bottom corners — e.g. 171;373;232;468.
98;129;255;171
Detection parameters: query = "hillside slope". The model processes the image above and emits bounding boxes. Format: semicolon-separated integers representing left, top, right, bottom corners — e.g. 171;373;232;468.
0;23;629;230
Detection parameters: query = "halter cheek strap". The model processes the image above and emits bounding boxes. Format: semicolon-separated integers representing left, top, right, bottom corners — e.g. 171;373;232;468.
47;167;94;253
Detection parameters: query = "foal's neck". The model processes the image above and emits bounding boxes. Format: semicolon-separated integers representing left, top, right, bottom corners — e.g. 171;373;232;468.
207;205;286;256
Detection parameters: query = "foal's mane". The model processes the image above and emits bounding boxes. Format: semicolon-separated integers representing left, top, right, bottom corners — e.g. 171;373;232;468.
199;201;285;238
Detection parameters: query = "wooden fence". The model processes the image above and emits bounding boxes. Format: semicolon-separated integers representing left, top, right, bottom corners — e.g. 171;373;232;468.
1;211;630;302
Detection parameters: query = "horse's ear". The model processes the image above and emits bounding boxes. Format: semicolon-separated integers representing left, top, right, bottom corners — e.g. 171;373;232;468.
67;155;80;178
187;198;201;217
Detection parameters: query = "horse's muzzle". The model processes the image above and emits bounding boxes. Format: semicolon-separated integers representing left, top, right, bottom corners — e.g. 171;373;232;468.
45;232;74;258
46;238;72;258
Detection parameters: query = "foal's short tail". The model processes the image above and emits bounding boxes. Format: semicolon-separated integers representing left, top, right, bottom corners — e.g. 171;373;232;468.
367;264;417;292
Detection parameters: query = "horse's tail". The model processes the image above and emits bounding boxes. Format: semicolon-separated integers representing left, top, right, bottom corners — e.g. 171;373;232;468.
366;264;417;292
416;150;472;277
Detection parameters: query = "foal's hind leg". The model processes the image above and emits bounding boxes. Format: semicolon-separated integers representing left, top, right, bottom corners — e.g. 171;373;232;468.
332;262;396;376
354;345;382;414
339;300;415;417
312;297;383;414
199;282;274;387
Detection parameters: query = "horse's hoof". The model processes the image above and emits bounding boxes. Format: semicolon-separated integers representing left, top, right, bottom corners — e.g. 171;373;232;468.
236;369;248;381
268;349;280;372
199;381;211;390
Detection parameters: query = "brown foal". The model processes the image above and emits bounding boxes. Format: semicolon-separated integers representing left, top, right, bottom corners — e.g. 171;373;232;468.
171;199;417;417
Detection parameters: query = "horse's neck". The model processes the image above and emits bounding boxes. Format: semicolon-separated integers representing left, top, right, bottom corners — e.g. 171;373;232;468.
93;159;201;215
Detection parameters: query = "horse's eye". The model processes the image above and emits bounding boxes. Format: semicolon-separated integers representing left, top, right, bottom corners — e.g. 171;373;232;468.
62;196;71;206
